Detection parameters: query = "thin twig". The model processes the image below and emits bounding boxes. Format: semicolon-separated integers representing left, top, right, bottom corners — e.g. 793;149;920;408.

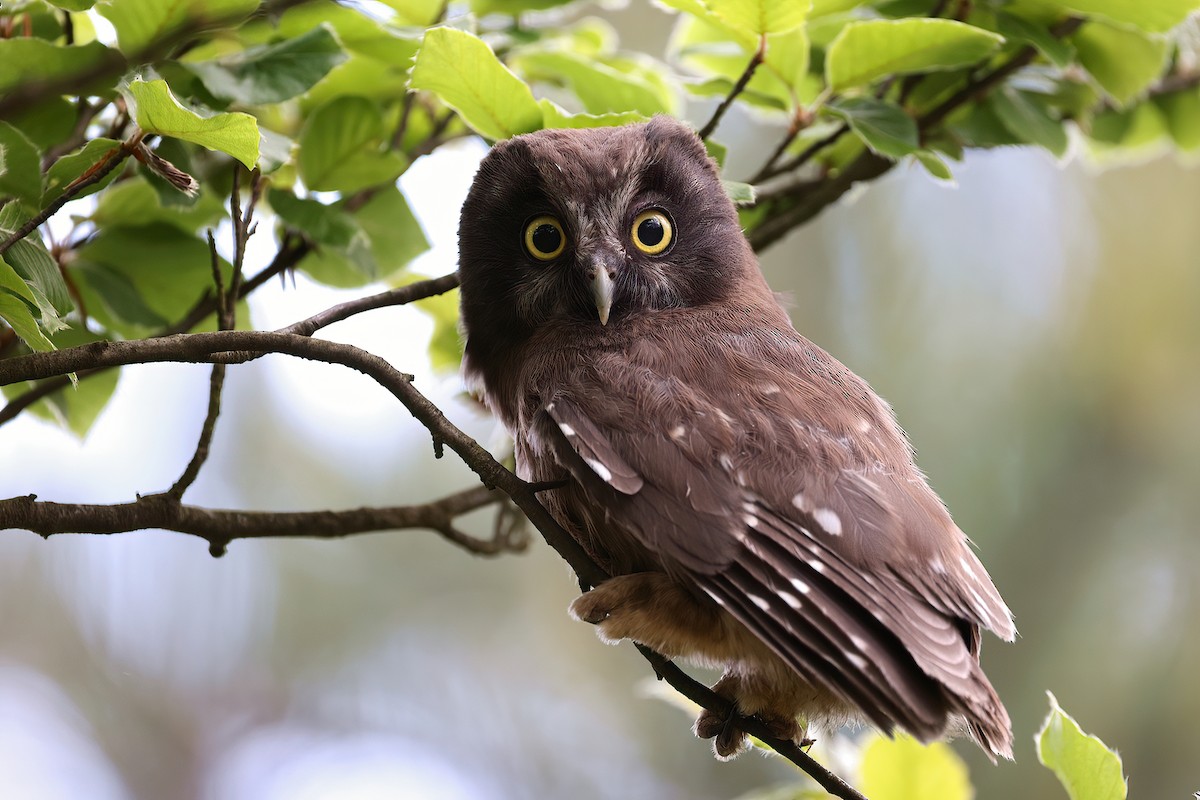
0;141;132;256
280;274;461;337
919;16;1085;130
757;123;849;183
747;108;810;185
697;35;767;141
163;231;228;501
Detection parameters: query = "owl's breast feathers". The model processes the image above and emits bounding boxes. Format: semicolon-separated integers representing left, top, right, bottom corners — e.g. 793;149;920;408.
479;301;1015;758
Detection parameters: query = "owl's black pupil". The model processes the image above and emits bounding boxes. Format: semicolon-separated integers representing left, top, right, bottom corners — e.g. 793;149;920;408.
638;217;664;246
532;223;561;254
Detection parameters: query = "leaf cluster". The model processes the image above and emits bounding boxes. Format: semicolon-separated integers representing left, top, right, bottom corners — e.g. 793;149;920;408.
1;0;1197;435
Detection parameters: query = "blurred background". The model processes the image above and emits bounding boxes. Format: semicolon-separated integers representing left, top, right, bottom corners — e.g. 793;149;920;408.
2;3;1199;799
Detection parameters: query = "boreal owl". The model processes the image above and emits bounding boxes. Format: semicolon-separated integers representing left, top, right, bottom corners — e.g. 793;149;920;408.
457;116;1014;760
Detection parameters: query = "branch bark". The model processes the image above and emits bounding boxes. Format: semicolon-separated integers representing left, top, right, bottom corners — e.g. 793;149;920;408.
0;321;862;795
0;485;524;555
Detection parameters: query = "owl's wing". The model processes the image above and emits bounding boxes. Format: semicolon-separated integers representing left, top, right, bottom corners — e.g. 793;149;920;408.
542;376;1014;754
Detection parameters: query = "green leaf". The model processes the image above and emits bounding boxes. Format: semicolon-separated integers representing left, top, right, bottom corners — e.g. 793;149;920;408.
0;123;43;206
0;251;58;353
1073;21;1169;106
705;0;809;36
1157;89;1200;151
0;254;38;307
126;79;260;169
297;97;406;194
1037;692;1128;800
514;50;673;116
0;206;72;327
43;138;124;205
0;39;114;96
858;733;972;800
96;0;257;54
414;286;462;371
537;99;647;129
262;2;418;67
6;96;76;152
409;27;543;141
995;11;1075;68
670;15;809;111
184;26;347;106
992;87;1069;157
91;179;225;234
915;150;954;182
0;292;54;352
704;138;728;166
469;0;577;14
292;187;428;288
722;180;756;205
827;97;919;159
382;0;444;26
352;188;430;277
1022;0;1200;33
75;224;232;336
826;18;1004;91
271;189;376;275
47;0;98;10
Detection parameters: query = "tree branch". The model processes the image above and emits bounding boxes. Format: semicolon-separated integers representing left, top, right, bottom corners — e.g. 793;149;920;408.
748;150;893;253
748;15;1088;254
0;323;867;793
697;35;767;141
0;140;132;256
0;267;455;430
919;16;1085;131
0;485;526;555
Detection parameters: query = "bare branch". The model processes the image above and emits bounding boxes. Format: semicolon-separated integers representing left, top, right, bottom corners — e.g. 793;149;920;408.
0;261;452;430
0;486;522;556
281;273;461;337
164;231;228;501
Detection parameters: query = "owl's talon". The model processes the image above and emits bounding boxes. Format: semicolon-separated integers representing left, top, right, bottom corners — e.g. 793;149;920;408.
695;707;748;759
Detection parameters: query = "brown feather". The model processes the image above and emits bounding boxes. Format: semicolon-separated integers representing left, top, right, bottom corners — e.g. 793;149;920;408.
458;116;1015;759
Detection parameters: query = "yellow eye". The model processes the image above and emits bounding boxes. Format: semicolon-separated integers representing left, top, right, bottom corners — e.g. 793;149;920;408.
631;210;672;255
523;215;566;261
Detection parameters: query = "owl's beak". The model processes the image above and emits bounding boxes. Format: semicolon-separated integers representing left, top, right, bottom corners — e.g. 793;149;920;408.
591;268;615;326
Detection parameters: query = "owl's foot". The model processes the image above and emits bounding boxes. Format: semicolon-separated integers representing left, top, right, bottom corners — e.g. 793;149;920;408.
694;673;806;760
568;573;725;656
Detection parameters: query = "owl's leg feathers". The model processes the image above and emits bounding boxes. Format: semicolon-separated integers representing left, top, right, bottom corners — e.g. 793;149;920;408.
569;572;733;660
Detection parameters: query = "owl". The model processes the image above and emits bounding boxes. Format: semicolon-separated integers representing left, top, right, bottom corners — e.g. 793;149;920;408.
457;116;1015;760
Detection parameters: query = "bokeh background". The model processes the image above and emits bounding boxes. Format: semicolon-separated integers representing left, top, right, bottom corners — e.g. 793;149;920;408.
2;3;1198;799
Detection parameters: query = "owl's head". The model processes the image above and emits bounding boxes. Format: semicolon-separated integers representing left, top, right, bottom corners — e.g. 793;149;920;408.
458;117;759;358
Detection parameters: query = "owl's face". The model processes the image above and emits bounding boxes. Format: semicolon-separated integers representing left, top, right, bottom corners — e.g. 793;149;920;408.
458;117;754;353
